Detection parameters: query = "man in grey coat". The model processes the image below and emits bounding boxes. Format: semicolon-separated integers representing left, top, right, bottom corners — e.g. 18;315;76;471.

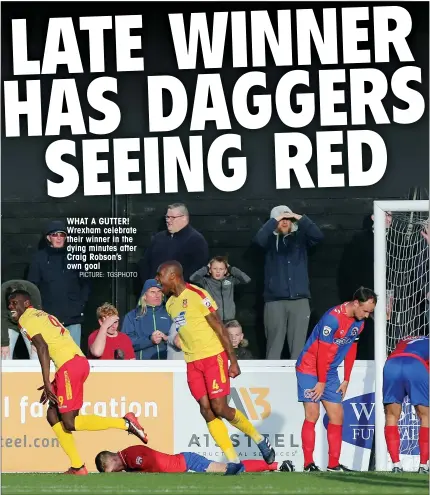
254;205;324;360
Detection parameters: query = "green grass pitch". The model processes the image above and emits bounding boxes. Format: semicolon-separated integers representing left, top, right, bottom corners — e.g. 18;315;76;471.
2;472;428;495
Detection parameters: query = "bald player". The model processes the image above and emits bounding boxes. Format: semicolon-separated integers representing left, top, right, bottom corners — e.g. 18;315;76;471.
156;261;275;475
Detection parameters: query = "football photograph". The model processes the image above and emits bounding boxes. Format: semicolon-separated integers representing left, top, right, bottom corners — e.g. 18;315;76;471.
1;1;429;494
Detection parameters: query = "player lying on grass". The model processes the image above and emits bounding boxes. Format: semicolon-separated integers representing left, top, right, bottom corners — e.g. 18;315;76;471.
95;444;295;474
156;261;275;475
8;290;148;476
295;287;377;472
383;335;429;474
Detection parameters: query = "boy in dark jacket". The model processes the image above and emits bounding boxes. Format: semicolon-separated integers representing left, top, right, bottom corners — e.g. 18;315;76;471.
190;257;251;322
27;220;90;347
225;320;253;360
122;279;172;360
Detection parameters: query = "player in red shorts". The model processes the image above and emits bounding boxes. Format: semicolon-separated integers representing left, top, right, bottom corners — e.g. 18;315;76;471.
156;261;275;475
8;290;148;475
95;444;295;473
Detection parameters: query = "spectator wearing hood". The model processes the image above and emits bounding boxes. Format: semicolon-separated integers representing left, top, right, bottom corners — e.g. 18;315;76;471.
138;203;209;283
254;205;323;360
1;280;41;359
27;220;90;347
225;320;254;360
122;279;172;360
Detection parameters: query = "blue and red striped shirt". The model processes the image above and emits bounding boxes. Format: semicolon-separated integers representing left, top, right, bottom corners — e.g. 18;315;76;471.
296;303;364;382
388;335;429;370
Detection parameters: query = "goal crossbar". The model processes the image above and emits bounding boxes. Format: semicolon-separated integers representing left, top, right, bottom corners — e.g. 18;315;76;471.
373;199;429;471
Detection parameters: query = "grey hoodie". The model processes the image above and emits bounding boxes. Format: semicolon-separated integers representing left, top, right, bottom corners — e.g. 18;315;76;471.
189;266;251;321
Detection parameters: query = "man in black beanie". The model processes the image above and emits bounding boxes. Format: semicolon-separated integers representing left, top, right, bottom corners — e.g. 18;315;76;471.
27;220;90;348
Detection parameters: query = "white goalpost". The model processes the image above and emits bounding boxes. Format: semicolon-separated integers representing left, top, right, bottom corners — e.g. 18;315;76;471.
374;199;429;472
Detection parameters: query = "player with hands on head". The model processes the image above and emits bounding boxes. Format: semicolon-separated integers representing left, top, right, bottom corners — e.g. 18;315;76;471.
190;256;251;323
295;287;377;472
8;290;148;475
383;335;429;474
156;261;275;475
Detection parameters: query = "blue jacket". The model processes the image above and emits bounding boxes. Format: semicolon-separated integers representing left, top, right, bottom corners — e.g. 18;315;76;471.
121;304;172;360
254;216;324;302
27;246;90;326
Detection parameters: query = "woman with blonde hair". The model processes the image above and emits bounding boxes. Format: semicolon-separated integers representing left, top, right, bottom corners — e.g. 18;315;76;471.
122;280;172;360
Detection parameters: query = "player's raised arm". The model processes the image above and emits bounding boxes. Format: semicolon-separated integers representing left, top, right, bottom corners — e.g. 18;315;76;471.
31;333;58;404
205;312;240;378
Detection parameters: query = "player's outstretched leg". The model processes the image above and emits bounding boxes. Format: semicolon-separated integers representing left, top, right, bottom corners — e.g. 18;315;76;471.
383;403;402;472
197;396;244;474
323;401;353;472
210;397;275;464
70;412;148;443
227;407;275;464
47;407;88;475
415;405;429;474
242;460;295;472
301;403;321;472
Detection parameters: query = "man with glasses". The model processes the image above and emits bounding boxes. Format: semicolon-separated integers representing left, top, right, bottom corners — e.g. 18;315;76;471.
138;203;209;284
27;220;90;348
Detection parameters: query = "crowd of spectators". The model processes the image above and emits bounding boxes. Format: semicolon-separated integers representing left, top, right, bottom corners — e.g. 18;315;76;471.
2;201;427;362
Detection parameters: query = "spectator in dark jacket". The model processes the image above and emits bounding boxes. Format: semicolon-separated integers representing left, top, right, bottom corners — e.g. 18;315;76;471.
27;220;90;347
138;203;209;283
1;280;41;359
190;256;251;322
225;320;253;360
122;279;172;360
254;205;323;359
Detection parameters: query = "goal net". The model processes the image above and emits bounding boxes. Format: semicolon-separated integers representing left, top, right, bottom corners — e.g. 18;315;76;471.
374;200;429;472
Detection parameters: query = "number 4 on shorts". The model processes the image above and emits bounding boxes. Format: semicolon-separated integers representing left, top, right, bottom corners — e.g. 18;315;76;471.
212;379;219;390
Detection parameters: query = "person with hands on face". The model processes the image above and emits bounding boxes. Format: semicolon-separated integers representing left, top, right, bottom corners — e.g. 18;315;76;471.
190;256;251;322
88;303;135;360
156;261;275;475
7;290;148;475
122;279;171;360
254;205;323;360
295;287;377;473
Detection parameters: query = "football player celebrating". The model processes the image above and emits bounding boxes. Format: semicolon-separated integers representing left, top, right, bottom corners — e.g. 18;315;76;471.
383;335;429;473
8;290;147;475
295;287;377;472
96;444;295;474
156;261;275;475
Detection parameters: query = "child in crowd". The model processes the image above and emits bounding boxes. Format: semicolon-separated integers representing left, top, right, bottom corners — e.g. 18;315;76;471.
88;303;135;360
190;256;251;322
225;320;254;360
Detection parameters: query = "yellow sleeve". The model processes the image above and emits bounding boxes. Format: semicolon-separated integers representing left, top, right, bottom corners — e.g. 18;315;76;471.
20;314;43;339
194;290;218;316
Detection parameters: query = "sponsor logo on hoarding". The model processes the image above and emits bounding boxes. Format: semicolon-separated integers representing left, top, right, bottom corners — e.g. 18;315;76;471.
228;387;271;421
323;392;419;454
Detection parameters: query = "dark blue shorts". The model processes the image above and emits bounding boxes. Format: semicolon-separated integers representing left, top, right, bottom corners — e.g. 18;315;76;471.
383;356;429;406
181;452;212;472
296;370;342;403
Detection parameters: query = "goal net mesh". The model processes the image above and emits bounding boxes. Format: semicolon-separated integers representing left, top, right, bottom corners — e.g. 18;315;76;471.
385;211;429;469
